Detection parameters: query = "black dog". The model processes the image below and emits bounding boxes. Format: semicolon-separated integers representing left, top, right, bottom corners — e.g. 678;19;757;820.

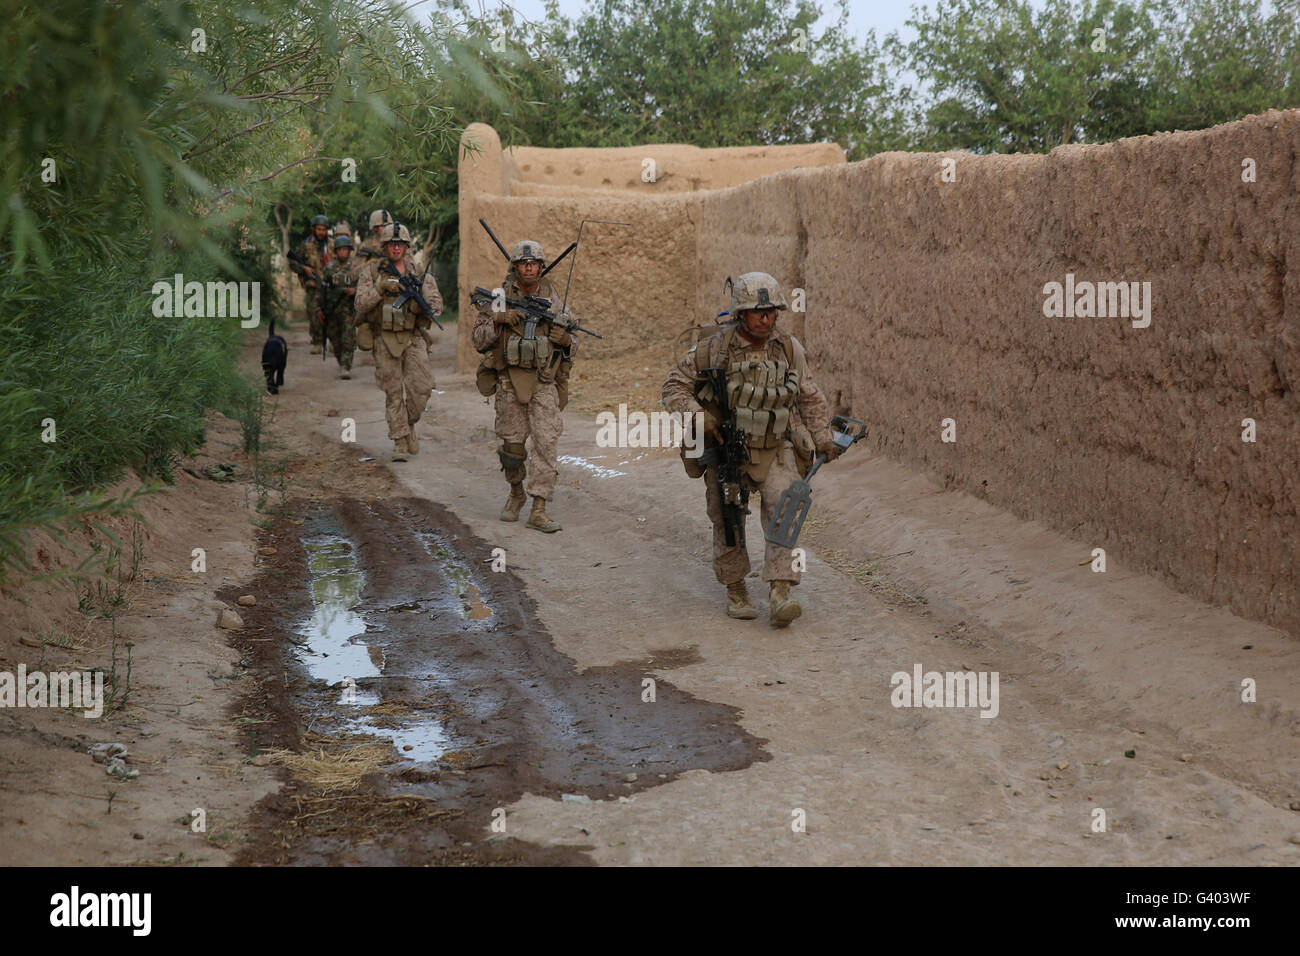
261;318;288;394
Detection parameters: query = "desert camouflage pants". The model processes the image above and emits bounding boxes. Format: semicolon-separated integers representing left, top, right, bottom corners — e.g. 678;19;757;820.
372;334;434;441
704;456;800;585
306;290;324;345
324;309;356;370
494;379;562;500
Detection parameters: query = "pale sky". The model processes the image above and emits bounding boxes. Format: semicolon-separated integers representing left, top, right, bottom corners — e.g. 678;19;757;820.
474;0;942;45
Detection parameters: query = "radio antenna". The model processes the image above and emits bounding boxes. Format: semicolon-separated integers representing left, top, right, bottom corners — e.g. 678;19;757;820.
562;219;630;315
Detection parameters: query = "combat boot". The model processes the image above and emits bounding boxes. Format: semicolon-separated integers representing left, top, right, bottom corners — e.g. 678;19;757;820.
769;581;802;627
392;436;408;461
406;430;419;456
340;368;351;380
726;582;758;620
500;484;527;522
527;496;561;533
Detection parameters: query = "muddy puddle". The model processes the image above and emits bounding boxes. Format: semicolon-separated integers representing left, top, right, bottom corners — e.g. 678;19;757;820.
296;531;452;765
230;496;768;865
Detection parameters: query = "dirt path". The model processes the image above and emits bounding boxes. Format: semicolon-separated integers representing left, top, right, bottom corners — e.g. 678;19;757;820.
230;317;1300;866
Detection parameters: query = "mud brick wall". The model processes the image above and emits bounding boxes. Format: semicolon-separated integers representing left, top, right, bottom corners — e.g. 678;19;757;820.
457;124;844;369
460;113;1300;636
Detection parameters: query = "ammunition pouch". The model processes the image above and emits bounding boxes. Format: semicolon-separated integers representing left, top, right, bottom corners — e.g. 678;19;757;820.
505;332;553;371
381;301;416;333
697;359;800;450
498;441;527;472
476;359;498;396
356;321;374;351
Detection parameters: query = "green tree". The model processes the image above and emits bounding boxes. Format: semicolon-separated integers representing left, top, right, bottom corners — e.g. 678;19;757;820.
0;0;474;582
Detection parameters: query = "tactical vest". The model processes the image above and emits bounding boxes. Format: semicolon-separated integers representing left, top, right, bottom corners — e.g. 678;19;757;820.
694;329;800;449
478;277;568;405
326;261;355;290
376;264;419;333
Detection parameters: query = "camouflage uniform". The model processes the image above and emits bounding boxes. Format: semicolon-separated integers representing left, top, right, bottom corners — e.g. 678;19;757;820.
321;239;357;375
353;222;442;457
471;240;575;531
290;219;331;347
352;209;392;281
662;272;835;625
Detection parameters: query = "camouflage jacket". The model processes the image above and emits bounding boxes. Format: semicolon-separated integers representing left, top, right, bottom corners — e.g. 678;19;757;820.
472;273;577;406
321;258;356;319
661;322;833;481
291;235;330;288
354;257;443;328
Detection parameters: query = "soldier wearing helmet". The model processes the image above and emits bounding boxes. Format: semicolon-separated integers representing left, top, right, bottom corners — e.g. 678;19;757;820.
290;214;333;353
470;238;575;532
320;234;358;379
354;220;444;460
353;208;393;277
661;272;839;627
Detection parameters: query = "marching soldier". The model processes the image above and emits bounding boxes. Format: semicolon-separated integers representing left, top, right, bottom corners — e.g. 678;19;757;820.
471;240;575;533
353;208;392;279
321;234;358;379
661;272;839;627
289;214;332;353
354;221;442;460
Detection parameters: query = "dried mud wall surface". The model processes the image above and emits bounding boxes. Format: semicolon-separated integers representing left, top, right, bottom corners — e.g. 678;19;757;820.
456;124;844;370
699;110;1299;637
460;114;1299;636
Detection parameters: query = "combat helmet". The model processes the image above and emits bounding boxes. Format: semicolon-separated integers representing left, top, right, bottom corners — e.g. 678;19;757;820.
731;272;788;312
381;221;412;244
509;240;545;265
333;234;354;250
311;214;330;227
369;209;393;232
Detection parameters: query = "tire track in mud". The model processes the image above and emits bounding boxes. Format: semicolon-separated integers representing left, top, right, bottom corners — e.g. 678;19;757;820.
226;496;768;865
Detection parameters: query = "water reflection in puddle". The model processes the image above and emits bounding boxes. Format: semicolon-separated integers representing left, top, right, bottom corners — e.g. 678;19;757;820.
299;537;377;684
416;532;493;621
299;533;450;762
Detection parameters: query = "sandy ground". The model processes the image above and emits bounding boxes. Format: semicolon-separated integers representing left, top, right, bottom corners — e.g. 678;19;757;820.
271;319;1300;865
2;308;1296;866
0;414;281;865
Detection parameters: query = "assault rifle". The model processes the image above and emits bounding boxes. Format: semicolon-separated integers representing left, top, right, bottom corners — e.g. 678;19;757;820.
286;246;331;291
469;286;603;341
392;269;445;332
698;366;751;548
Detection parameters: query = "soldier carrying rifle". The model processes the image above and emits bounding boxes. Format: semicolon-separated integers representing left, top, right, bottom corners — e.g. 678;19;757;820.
661;272;840;627
354;221;443;460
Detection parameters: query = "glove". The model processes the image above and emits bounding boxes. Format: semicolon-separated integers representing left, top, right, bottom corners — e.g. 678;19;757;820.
816;440;841;462
378;275;402;294
547;325;572;347
701;408;722;443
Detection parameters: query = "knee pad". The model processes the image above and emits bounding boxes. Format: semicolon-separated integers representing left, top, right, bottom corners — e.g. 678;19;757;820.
498;441;526;471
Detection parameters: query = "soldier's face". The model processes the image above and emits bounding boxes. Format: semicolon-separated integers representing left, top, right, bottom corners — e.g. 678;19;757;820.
385;241;407;261
313;224;328;240
337;247;351;260
739;308;778;339
517;259;541;283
